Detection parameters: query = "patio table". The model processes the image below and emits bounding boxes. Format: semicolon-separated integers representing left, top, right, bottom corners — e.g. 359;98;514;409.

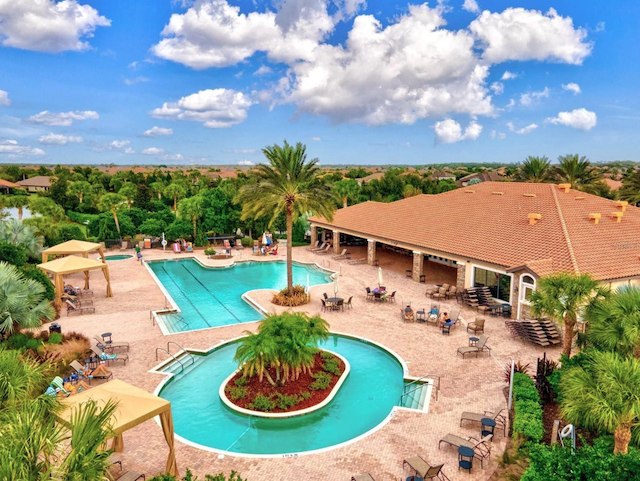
101;332;112;344
372;287;386;294
469;337;479;347
326;297;343;304
488;304;503;316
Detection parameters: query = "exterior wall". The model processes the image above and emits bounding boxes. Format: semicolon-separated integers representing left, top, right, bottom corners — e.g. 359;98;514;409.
456;263;466;290
333;230;341;254
367;239;376;266
412;252;424;282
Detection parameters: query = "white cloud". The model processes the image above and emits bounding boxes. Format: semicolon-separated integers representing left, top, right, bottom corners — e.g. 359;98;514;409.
470;8;592;65
507;122;538;134
124;76;149;85
594;21;605;33
520;87;549;106
311;136;322;141
144;126;174;137
38;133;83;145
238;159;254;166
505;98;515;109
490;82;504;95
93;140;135;154
226;148;257;154
0;90;10;106
434;119;482;144
26;110;99;126
462;0;480;14
0;0;110;53
161;153;184;161
141;147;165;155
489;130;506;140
546;108;596;131
150;88;254;128
253;65;273;76
0;139;45;156
562;82;581;95
501;71;518;80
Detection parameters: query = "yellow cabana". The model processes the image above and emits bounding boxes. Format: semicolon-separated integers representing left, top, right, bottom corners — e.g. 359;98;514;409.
38;256;112;309
41;239;106;264
57;380;179;476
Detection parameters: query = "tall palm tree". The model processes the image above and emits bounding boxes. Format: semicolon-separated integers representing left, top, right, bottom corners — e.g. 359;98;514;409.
67;181;92;204
3;195;29;220
619;171;640;206
0;261;55;335
561;351;640;454
164;182;188;211
234;331;278;386
178;195;203;240
515;156;552;183
0;219;44;259
118;183;138;209
556;154;599;188
333;179;360;208
149;181;166;201
97;193;125;237
586;286;640;358
530;273;607;357
235;141;336;293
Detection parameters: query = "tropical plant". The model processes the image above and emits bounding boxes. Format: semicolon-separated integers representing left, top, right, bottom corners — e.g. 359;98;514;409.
118;183;138;209
235;141;336;293
68;181;92;204
561;351;640;454
149;181;166;200
0;219;44;259
3;195;29;220
515;156;552;183
178;195;203;240
619;171;640;206
164;182;188;211
28;197;66;222
234;331;278;386
530;273;607;357
333;179;360;208
97;193;125;237
556;154;600;188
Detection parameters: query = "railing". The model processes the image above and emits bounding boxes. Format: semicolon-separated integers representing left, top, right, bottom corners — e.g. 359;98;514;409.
150;310;188;329
155;347;186;373
399;374;441;407
167;341;195;367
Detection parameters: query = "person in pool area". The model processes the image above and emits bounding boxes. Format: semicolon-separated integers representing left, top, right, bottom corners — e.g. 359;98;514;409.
404;305;414;322
440;311;454;328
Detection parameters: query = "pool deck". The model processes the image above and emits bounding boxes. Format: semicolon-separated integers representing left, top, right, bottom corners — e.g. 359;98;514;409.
52;246;560;481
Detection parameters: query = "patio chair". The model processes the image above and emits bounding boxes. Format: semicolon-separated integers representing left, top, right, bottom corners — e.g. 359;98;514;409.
467;317;485;334
425;287;436;298
332;249;350;260
323;293;329;300
426;303;440;324
387;291;396;303
449;308;461;326
445;286;457;300
116;472;145;481
374;292;382;303
460;406;507;436
365;287;374;302
306;241;320;251
93;336;130;353
71;360;112;381
401;306;415;322
91;345;129;365
66;300;95;316
403;456;451;481
345;296;353;309
432;287;447;301
350;475;375;481
321;299;328;312
438;434;493;468
457;335;490;358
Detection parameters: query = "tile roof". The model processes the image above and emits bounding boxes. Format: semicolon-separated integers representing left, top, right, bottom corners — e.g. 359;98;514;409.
309;182;640;281
16;175;52;187
0;178;20;188
603;178;623;190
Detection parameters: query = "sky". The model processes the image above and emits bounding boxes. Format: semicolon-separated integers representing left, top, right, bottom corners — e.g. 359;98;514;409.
0;0;638;166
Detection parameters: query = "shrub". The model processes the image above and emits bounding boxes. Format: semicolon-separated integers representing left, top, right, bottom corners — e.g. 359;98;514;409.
300;391;311;400
272;284;309;307
204;248;216;256
0;243;28;267
226;386;247;400
165;219;193;241
320;351;333;360
48;333;63;345
310;371;332;390
66;211;99;225
234;377;249;387
512;372;544;443
21;265;55;301
241;237;254;248
276;393;300;410
149;468;246;481
248;394;275;412
56;224;86;243
323;358;341;376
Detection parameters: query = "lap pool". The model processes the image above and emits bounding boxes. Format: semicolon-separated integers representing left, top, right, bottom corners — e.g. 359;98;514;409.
157;334;405;456
147;259;333;333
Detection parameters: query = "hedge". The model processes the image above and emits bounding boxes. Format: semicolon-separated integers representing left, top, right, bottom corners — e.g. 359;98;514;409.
512;372;544;443
66;211;99;225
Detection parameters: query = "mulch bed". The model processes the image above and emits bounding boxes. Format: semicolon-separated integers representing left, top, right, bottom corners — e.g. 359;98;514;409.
542;400;595;447
225;352;345;413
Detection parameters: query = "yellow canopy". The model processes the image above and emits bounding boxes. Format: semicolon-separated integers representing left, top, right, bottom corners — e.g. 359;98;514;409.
57;380;179;476
38;255;112;308
41;240;105;264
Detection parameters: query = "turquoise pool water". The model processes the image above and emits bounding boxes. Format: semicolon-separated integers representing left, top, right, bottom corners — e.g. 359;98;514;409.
159;335;405;455
103;254;134;261
148;259;333;333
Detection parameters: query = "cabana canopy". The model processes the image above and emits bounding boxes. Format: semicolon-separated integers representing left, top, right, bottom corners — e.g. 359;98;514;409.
57;380;179;476
41;239;106;264
38;255;112;308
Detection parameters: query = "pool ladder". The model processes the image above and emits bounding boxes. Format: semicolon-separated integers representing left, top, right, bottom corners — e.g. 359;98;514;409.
155;341;196;374
400;374;441;408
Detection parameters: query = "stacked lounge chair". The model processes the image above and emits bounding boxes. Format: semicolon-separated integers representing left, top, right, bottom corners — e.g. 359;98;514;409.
504;319;561;347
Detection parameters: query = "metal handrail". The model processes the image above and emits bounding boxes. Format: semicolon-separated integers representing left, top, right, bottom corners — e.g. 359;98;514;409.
155;347;185;373
405;374;440;392
401;374;441;404
167;341;195;366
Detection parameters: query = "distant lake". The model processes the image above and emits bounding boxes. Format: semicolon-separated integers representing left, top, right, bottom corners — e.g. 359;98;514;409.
3;207;34;220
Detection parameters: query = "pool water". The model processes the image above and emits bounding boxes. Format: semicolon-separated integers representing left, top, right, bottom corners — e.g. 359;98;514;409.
103;255;134;261
148;259;333;333
159;335;405;455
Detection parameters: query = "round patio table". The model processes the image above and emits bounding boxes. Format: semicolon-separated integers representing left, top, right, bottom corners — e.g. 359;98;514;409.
373;287;386;294
469;337;479;346
481;417;496;438
326;298;343;304
458;445;474;473
101;332;112;344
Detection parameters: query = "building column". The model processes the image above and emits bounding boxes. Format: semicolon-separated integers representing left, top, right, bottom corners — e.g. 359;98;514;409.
310;224;317;245
412;251;424;282
367;239;377;265
456;262;466;290
333;230;341;254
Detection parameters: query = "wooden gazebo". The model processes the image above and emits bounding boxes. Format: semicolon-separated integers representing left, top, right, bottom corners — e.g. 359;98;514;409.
41;239;106;264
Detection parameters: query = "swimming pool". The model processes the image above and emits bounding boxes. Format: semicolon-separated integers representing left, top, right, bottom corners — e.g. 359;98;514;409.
102;254;134;261
157;334;405;456
147;259;333;333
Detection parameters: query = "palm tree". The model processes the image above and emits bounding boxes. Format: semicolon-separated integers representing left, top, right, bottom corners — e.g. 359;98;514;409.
97;193;125;237
0;261;55;335
0;219;44;259
67;181;92;204
118;183;138;209
333;179;360;208
234;331;278;386
619;171;640;206
3;195;29;220
149;181;166;201
556;154;600;188
235;141;336;294
530;273;607;357
178;195;203;240
586;286;640;358
561;351;640;454
164;182;188;211
515;156;552;183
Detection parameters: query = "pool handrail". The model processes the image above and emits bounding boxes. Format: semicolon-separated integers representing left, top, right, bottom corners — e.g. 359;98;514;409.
155;347;186;373
167;341;195;367
401;374;440;403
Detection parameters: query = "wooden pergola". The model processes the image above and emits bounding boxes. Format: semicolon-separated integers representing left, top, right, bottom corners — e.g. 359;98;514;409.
41;239;106;265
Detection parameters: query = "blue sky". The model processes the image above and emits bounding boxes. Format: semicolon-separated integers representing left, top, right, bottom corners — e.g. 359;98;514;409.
0;0;638;166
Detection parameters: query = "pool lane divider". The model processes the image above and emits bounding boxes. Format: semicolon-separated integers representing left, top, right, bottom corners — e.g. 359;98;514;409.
158;265;211;328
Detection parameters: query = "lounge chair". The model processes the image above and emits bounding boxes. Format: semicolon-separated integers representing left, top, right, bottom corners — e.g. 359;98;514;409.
438;434;493;467
457;335;490;358
403;456;451;481
316;245;332;255
116;472;145;481
108;453;122;471
460;406;507;436
467;317;485;334
91;345;129;365
310;242;327;252
351;475;375;481
66;300;95;316
306;241;320;251
347;257;367;265
65;285;93;297
71;360;113;381
93;336;130;353
332;249;350;260
63;294;93;306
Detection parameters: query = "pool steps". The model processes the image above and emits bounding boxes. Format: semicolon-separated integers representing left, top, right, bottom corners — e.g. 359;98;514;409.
399;380;430;411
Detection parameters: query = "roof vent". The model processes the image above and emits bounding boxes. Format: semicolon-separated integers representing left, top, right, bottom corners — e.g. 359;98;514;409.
528;213;542;225
611;212;623;223
492;191;504;195
523;193;536;198
558;183;571;193
464;190;475;193
616;201;629;212
589;213;601;225
574;196;585;200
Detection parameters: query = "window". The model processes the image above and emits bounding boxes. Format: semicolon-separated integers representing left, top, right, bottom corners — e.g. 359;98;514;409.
520;275;536;305
473;267;512;302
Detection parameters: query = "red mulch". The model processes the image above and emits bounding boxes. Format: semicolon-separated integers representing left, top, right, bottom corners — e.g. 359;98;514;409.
225;352;345;413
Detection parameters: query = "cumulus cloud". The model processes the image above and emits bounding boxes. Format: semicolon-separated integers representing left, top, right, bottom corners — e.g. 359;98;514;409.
434;119;482;144
490;130;506;140
124;76;149;85
93;140;135;154
462;0;480;14
141;147;165;155
38;133;83;145
26;110;99;126
253;65;273;76
546;108;596;131
501;71;518;80
311;136;322;141
562;82;581;95
0;139;45;156
490;82;504;95
161;153;184;161
0;90;10;106
144;126;174;137
0;0;110;53
520;87;549;106
507;122;537;134
470;8;591;65
238;159;254;165
150;88;254;128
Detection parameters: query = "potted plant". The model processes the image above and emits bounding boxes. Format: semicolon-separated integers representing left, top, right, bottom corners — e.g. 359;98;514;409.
204;248;216;258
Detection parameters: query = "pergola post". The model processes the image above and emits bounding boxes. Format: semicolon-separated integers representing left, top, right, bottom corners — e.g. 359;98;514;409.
367;239;377;266
310;224;317;245
412;251;424;282
333;230;341;254
54;274;64;310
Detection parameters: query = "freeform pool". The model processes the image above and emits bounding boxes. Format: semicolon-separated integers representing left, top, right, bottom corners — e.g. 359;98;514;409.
157;334;405;456
147;259;333;333
102;254;134;261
